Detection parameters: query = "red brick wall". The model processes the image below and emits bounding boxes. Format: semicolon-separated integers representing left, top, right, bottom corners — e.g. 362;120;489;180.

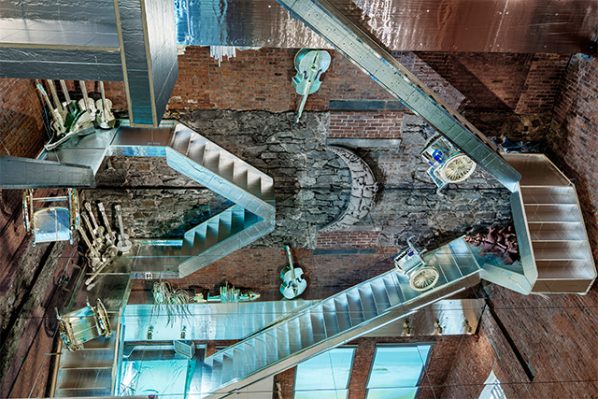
316;231;382;248
328;112;402;138
417;52;568;114
0;78;47;301
515;54;570;114
439;284;598;398
129;246;396;303
549;54;598;261
101;47;567;119
0;79;46;158
169;47;389;112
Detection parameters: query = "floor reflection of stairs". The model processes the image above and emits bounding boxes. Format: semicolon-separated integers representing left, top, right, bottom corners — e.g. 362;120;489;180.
505;153;596;294
189;238;482;398
53;335;116;397
53;273;130;397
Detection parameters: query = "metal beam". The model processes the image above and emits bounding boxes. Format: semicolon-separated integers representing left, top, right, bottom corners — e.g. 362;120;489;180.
0;47;123;80
275;0;521;192
0;156;95;188
113;0;178;127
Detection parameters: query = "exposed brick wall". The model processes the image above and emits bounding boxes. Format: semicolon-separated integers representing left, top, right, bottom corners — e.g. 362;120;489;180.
515;54;571;114
439;284;598;398
316;231;382;248
0;77;47;330
130;246;395;303
169;47;389;112
170;48;566;117
89;48;569;157
0;78;46;158
0;78;80;397
549;54;598;261
416;52;569;141
417;52;568;114
101;47;567;125
328;112;402;138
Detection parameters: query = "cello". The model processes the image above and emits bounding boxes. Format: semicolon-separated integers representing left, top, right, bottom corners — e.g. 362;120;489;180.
280;245;308;299
292;49;331;123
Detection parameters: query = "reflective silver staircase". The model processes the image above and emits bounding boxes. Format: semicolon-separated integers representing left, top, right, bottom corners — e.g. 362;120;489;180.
54;334;117;397
35;121;276;279
117;122;275;278
188;238;482;398
506;154;596;294
53;274;131;398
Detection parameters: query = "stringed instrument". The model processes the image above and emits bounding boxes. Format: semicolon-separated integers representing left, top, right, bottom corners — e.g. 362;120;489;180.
280;245;307;299
97;202;117;243
292;49;331;123
114;205;132;254
35;81;66;136
46;80;67;121
95;81;116;129
59;80;84;131
78;81;97;118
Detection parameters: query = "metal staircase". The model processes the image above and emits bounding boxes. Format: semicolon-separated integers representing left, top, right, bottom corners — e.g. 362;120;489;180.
505;154;596;294
120;122;275;278
53;273;131;398
188;238;482;398
53;333;117;397
31;120;276;279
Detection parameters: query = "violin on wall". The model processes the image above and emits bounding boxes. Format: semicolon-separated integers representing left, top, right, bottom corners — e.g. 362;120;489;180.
292;49;331;123
280;245;308;299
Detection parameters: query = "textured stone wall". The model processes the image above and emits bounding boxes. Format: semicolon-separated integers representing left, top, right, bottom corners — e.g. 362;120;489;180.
89;157;231;238
93;110;510;249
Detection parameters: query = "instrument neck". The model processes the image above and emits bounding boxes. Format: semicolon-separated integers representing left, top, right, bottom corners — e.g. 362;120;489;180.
284;245;299;281
46;80;64;112
36;82;54;111
59;80;71;103
79;81;90;104
285;245;294;268
99;81;107;109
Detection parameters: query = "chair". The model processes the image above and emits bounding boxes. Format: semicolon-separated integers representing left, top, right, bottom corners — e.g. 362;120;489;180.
22;188;80;244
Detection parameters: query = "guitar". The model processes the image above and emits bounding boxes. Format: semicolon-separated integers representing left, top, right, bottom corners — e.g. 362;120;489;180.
95;81;116;129
76;224;103;270
292;49;331;123
35;81;66;136
279;245;307;299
